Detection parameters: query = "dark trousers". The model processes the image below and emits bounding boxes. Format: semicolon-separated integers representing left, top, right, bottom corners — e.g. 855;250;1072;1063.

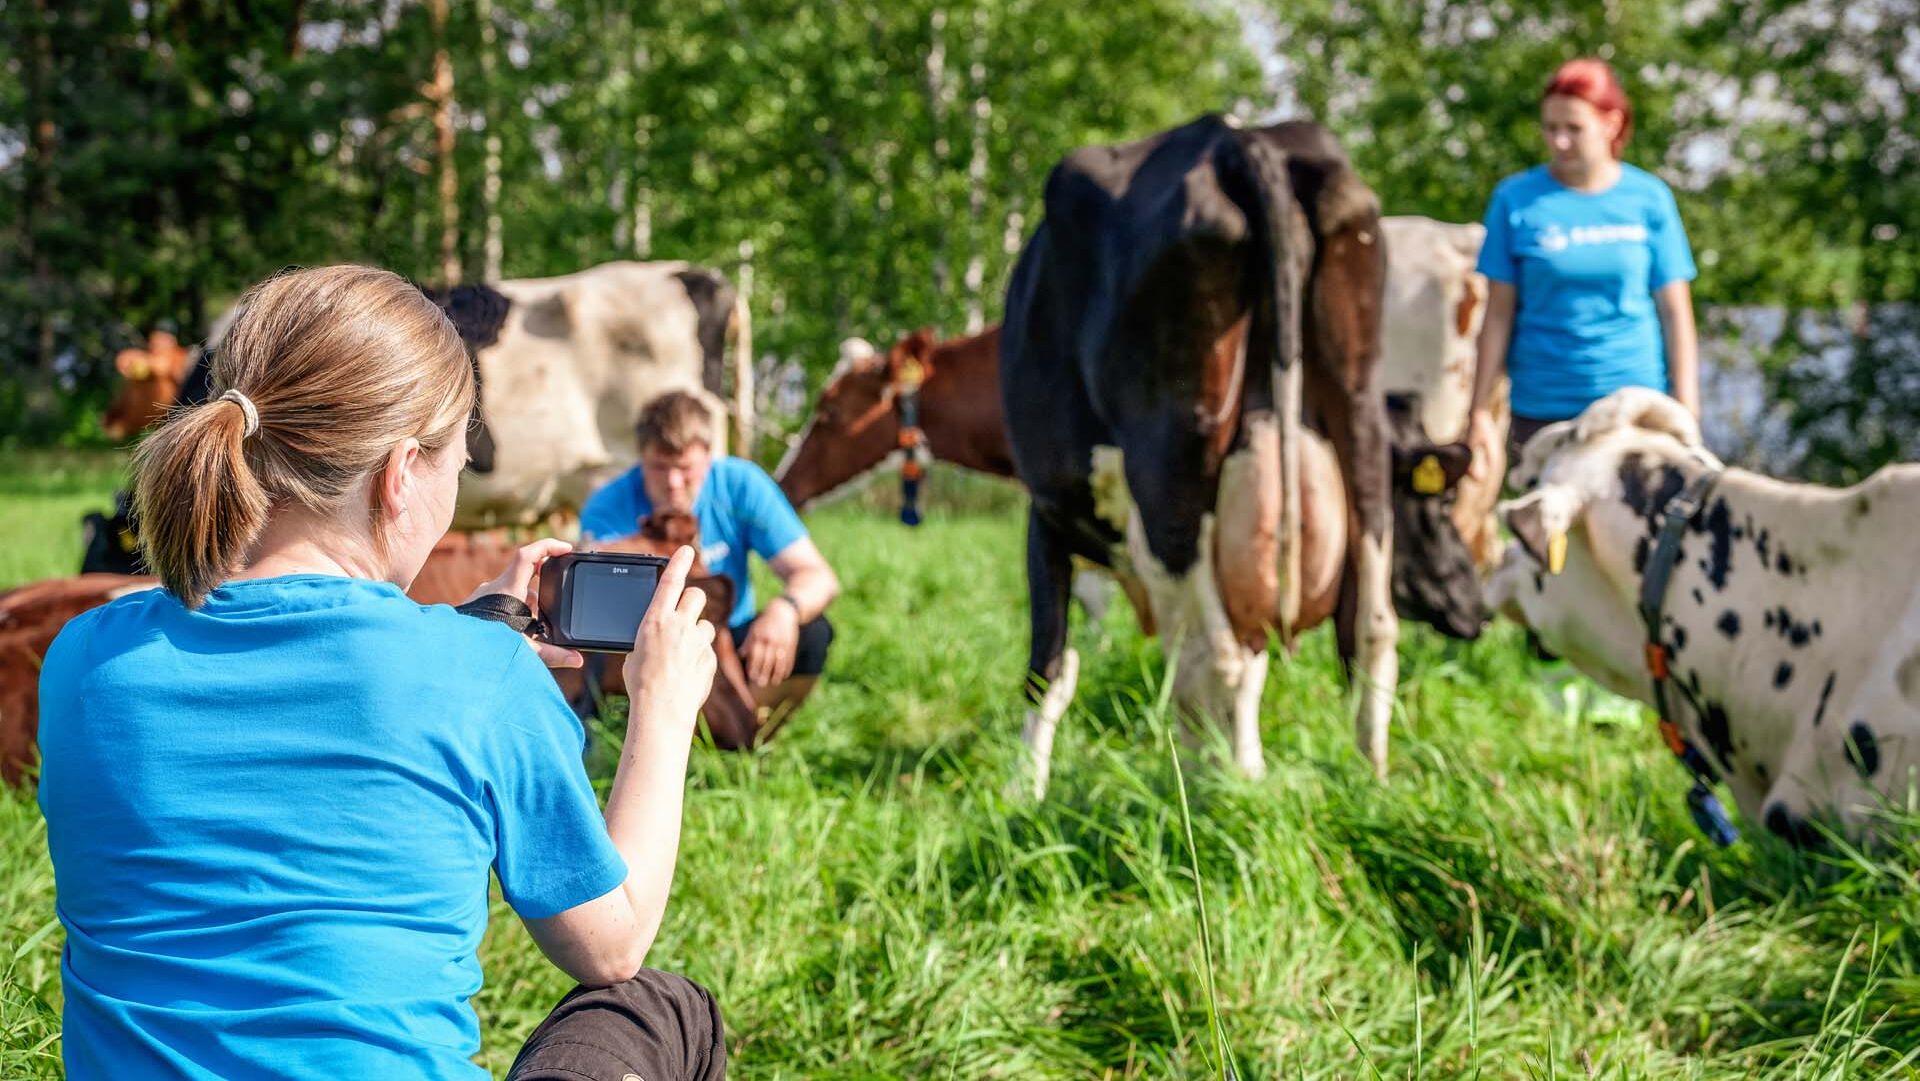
508;968;726;1080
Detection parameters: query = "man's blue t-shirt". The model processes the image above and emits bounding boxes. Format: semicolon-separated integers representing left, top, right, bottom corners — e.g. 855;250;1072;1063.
37;576;628;1081
1476;163;1698;420
579;456;807;629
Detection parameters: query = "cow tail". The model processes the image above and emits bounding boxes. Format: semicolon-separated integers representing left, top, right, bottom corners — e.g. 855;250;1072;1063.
729;287;756;456
1236;134;1305;643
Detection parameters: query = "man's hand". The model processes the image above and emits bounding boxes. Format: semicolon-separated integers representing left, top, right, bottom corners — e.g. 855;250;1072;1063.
466;538;583;669
741;597;800;687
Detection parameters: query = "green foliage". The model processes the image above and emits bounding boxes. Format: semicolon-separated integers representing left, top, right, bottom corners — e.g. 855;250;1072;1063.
4;460;1920;1076
0;1;1912;463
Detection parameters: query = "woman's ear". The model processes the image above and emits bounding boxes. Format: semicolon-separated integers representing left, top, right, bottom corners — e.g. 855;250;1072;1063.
376;437;424;519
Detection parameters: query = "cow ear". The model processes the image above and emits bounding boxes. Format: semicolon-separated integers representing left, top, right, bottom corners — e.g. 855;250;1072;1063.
115;347;152;381
1501;486;1577;575
892;328;936;385
1395;442;1472;495
1432;442;1472;486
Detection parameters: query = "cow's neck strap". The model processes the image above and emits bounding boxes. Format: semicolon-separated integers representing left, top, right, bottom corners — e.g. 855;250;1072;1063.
1636;467;1739;846
894;365;931;527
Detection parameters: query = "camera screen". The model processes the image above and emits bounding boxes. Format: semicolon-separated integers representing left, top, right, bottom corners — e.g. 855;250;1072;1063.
569;560;662;647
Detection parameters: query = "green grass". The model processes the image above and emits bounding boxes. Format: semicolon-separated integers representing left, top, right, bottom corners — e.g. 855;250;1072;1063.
3;454;1918;1078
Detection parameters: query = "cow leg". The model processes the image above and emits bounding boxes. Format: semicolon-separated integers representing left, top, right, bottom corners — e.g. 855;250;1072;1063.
1015;510;1080;800
1303;202;1399;779
1351;533;1397;779
1130;513;1269;779
1322;396;1398;780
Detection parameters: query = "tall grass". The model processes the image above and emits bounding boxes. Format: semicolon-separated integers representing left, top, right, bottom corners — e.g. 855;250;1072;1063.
2;455;1917;1077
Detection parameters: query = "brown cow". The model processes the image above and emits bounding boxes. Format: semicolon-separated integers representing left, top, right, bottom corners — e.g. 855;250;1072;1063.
0;574;159;784
0;521;759;787
101;331;200;441
776;327;1014;507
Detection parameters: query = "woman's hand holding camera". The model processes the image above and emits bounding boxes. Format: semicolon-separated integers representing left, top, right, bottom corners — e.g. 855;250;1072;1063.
466;538;584;670
623;546;717;739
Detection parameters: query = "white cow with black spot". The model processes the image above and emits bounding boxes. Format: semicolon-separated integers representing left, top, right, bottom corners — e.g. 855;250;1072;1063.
1487;387;1918;842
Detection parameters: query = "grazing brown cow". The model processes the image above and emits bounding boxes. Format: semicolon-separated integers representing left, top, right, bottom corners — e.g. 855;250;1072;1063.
0;574;158;785
406;521;762;750
776;326;1015;508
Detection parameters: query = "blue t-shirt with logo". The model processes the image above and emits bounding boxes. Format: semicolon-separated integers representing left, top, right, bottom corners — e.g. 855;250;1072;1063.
579;456;808;629
1477;163;1698;420
37;576;628;1081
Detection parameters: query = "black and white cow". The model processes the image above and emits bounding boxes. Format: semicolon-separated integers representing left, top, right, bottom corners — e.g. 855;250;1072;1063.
1001;115;1485;795
86;261;753;573
1489;387;1918;841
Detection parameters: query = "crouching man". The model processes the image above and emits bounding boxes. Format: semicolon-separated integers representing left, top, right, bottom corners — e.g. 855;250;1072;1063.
583;391;840;734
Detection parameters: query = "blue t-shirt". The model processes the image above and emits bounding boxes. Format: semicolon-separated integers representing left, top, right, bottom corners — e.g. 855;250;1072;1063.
37;576;628;1081
1477;163;1698;420
579;456;808;629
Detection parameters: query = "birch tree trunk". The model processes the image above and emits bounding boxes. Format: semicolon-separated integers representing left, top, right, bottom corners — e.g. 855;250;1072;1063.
962;6;991;333
27;0;57;379
427;0;461;285
925;8;951;300
477;0;503;281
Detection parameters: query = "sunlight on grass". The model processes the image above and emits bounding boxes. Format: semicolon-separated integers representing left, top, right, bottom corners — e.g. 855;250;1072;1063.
2;455;1917;1078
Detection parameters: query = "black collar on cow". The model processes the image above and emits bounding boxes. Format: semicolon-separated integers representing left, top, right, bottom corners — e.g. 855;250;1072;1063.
894;359;931;527
1636;467;1740;846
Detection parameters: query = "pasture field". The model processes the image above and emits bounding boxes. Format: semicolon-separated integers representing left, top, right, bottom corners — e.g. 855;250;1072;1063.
1;455;1917;1078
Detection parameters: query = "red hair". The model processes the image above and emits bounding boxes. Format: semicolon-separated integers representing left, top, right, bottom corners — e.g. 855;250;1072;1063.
1543;58;1632;157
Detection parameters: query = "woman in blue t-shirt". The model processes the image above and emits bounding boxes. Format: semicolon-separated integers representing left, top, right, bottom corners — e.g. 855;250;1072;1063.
38;266;726;1080
1466;57;1701;479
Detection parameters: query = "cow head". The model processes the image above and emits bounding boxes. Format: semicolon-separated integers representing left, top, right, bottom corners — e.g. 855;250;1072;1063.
1386;394;1487;639
102;331;194;441
775;331;935;509
1493;389;1719;673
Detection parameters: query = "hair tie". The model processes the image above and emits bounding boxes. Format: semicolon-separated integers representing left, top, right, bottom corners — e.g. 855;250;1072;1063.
218;389;260;438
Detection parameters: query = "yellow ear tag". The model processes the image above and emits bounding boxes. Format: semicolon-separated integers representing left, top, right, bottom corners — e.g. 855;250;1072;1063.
897;358;926;389
1411;454;1445;495
1547;530;1567;575
127;357;152;381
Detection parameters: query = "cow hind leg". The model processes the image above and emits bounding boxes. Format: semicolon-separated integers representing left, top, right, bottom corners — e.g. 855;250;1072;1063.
1014;510;1080;800
1352;532;1398;780
1134;513;1269;780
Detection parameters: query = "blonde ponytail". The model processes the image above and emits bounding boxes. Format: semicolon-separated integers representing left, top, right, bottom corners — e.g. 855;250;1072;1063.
131;265;474;608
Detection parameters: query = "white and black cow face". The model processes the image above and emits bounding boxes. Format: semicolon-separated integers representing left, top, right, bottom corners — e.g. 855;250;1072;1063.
1500;388;1719;577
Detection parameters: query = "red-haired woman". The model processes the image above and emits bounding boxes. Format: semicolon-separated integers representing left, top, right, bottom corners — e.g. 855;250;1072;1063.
1467;57;1701;477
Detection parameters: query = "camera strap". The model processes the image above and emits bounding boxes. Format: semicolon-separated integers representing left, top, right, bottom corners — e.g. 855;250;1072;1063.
454;593;545;638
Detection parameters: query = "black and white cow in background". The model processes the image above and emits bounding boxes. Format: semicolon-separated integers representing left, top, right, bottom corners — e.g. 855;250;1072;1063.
86;260;752;573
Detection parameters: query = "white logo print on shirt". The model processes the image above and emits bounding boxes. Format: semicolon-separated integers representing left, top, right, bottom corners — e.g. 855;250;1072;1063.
1537;222;1648;252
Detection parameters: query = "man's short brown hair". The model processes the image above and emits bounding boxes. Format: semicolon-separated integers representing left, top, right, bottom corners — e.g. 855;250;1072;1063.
636;390;714;454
